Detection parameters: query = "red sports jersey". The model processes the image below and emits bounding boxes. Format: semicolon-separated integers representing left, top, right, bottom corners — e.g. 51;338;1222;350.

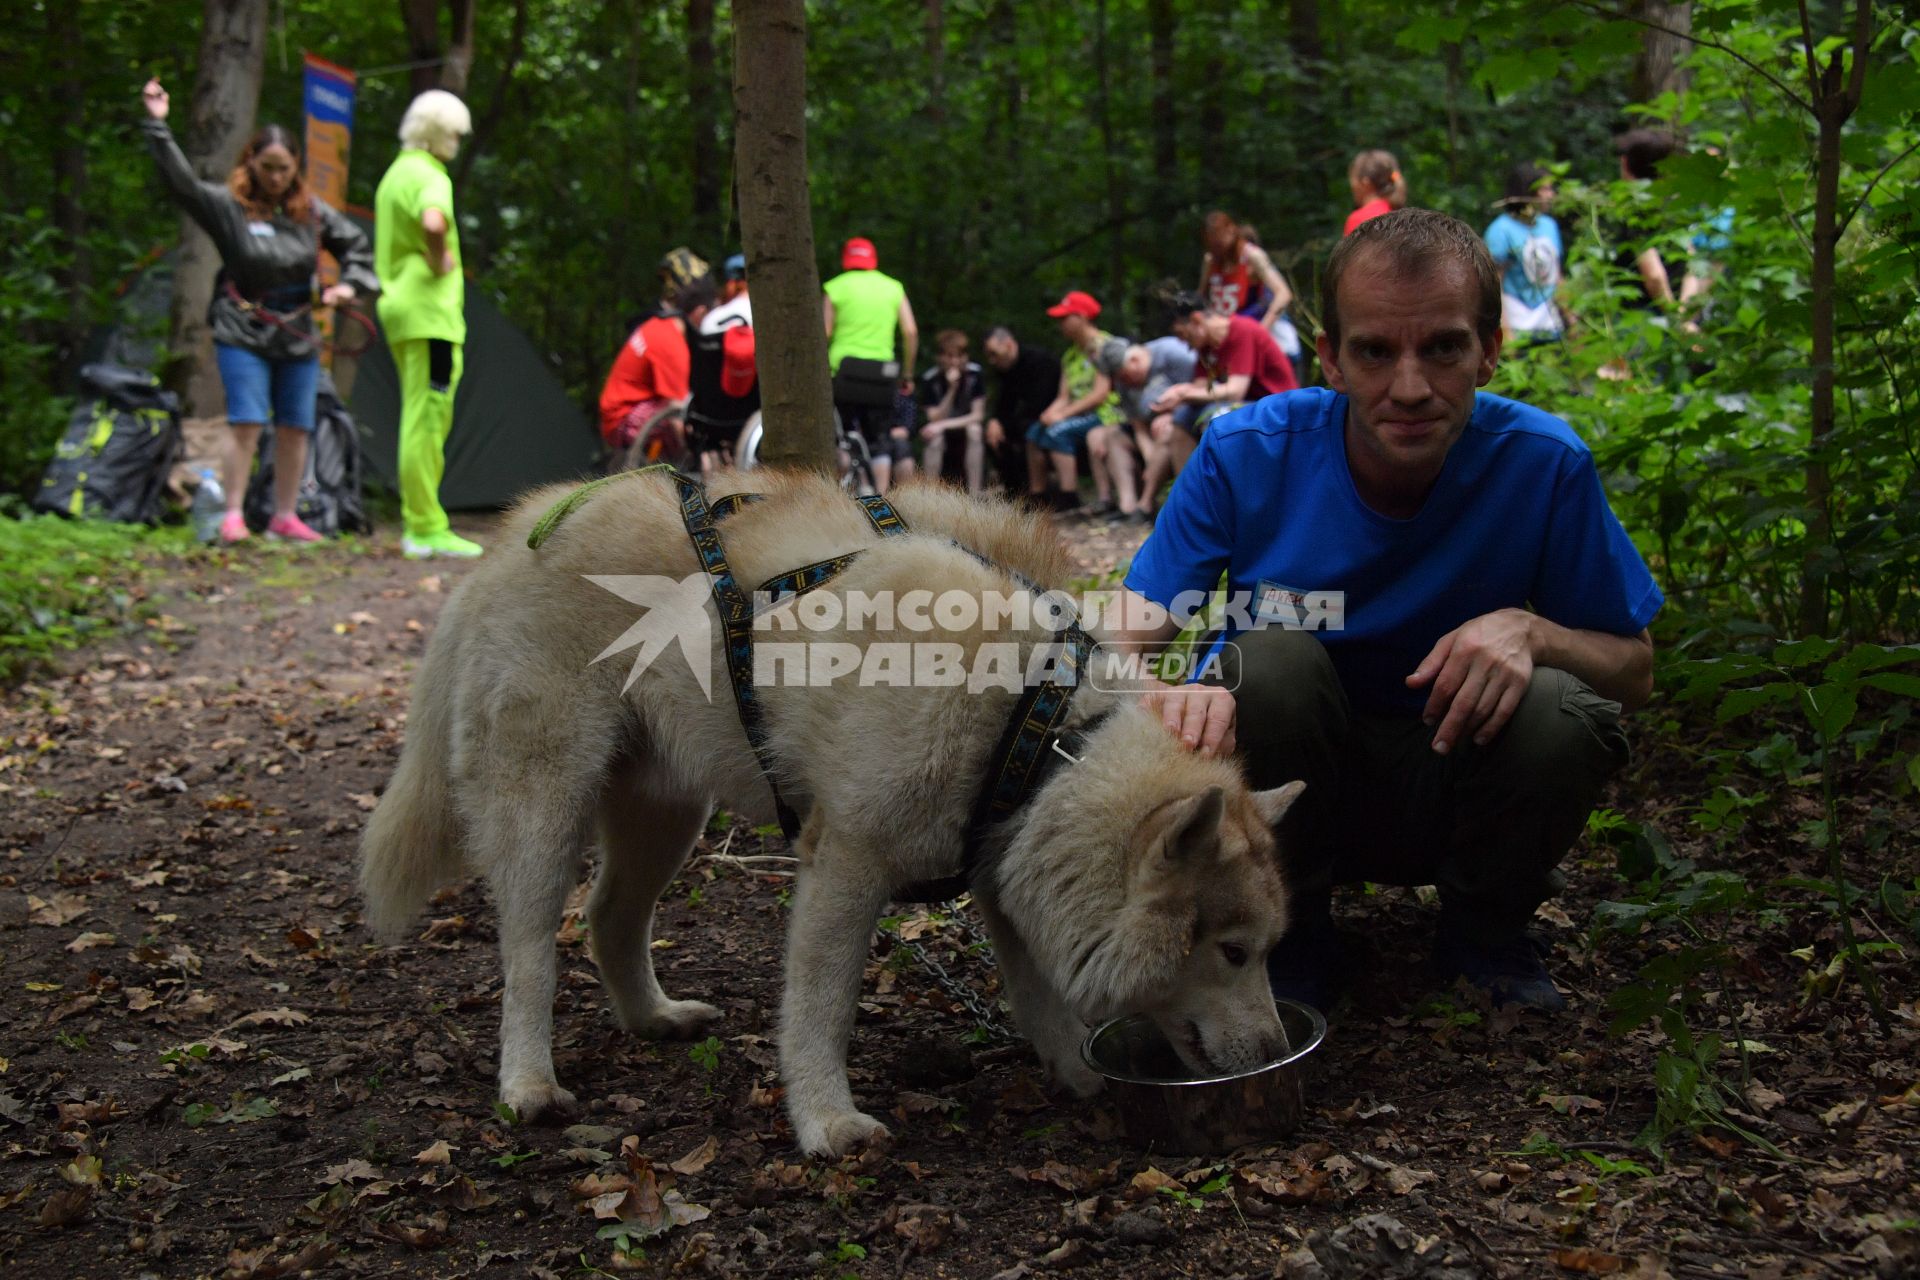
599;314;692;443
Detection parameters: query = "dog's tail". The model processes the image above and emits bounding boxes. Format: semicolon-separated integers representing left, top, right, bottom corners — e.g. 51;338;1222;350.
359;609;466;942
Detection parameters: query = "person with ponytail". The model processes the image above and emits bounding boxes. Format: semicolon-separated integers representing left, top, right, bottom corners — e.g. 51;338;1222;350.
140;78;378;543
1344;149;1409;236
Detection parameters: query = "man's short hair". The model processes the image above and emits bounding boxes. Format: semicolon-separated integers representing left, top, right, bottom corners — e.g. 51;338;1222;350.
670;272;717;315
935;328;969;356
1321;208;1501;352
1153;282;1207;333
985;325;1016;346
1614;128;1679;181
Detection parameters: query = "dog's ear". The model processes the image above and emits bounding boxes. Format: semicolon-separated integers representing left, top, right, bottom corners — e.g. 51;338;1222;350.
1163;785;1226;863
1251;780;1307;831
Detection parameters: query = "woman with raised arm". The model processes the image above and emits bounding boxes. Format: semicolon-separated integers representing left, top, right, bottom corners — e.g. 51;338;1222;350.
140;77;378;543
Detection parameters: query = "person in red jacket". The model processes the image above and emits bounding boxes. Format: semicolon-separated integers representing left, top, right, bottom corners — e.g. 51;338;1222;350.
599;273;716;458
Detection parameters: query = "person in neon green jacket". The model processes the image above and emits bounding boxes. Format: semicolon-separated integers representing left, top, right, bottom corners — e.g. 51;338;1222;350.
823;237;920;495
375;90;477;559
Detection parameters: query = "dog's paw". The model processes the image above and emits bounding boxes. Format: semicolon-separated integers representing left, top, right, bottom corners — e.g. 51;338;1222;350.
499;1077;578;1124
634;998;723;1040
794;1109;891;1158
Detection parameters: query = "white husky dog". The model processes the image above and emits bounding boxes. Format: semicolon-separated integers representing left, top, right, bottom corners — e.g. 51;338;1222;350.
360;468;1299;1156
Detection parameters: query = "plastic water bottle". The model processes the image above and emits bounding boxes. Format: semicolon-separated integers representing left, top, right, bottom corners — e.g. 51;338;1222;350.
190;469;225;544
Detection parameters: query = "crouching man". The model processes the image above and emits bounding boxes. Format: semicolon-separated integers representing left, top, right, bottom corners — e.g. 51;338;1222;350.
1112;209;1662;1013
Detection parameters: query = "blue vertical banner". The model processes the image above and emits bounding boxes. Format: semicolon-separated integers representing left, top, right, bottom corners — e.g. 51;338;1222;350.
302;54;356;364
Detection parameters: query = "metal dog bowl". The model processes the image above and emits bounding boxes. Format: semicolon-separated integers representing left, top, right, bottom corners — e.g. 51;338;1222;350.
1080;999;1326;1155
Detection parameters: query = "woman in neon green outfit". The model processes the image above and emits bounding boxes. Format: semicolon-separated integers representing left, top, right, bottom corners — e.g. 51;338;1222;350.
374;90;478;559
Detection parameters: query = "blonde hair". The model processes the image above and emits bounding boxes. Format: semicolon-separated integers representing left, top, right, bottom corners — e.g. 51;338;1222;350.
1349;149;1408;209
399;90;472;162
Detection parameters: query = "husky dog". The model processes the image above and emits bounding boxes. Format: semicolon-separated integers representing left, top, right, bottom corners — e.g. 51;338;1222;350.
360;468;1299;1156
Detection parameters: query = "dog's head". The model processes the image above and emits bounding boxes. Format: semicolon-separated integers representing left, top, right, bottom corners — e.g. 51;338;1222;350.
1110;780;1302;1077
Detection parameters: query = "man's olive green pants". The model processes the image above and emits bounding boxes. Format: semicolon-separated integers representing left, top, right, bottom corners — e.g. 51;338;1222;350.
1214;628;1630;937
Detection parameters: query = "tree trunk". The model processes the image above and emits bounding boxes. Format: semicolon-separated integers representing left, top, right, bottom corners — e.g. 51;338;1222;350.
167;0;269;417
733;0;835;472
1093;0;1124;309
1198;4;1226;174
1289;0;1322;65
1631;0;1693;107
442;0;475;96
1149;0;1176;255
48;0;90;377
401;0;442;97
1798;0;1872;636
401;0;474;96
689;0;720;235
924;0;947;128
453;0;531;187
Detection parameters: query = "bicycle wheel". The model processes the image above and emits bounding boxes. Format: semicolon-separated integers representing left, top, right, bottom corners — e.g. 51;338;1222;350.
617;403;694;474
733;412;764;470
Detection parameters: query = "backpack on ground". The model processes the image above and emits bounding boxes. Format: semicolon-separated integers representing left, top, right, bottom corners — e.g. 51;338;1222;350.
243;372;371;536
32;363;184;525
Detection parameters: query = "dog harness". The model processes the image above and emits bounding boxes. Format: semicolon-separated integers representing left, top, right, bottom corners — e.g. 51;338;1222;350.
528;466;1104;897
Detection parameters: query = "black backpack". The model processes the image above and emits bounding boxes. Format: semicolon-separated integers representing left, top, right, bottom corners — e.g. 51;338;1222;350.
33;363;183;524
243;372;371;536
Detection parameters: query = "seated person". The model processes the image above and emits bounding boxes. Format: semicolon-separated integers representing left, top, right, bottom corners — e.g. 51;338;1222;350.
1027;291;1126;514
917;328;988;493
1150;290;1299;478
1109;334;1197;524
599;272;715;460
1111;209;1660;1015
981;326;1061;497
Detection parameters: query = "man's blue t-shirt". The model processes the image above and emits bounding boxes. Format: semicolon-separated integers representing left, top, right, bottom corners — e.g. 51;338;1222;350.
1124;388;1663;716
1484;212;1564;311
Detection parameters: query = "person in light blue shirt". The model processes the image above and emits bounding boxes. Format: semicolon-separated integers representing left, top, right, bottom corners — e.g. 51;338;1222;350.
1109;209;1660;1014
1484;163;1565;344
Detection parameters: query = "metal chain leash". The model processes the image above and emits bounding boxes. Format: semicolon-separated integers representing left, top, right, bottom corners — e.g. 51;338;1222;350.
886;900;1017;1044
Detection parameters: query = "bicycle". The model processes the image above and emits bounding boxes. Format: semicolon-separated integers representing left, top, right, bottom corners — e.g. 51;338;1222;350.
613;399;696;475
732;407;879;496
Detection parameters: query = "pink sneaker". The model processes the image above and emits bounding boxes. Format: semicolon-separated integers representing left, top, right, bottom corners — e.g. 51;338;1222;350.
266;512;323;543
219;512;250;543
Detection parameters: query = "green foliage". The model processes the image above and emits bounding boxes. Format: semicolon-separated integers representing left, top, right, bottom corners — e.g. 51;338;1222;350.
0;511;192;685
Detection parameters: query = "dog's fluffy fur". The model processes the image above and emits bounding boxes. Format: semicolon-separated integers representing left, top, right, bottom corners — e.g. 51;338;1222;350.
361;469;1299;1155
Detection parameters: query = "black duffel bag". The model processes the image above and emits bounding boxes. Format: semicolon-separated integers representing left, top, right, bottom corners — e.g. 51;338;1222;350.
33;363;183;524
831;355;902;409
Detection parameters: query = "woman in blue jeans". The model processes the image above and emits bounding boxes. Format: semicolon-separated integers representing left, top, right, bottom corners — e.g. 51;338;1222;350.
141;78;378;542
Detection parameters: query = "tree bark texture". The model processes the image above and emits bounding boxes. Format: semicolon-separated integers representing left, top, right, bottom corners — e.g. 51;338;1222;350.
454;0;531;187
168;0;268;417
1631;0;1693;108
1797;0;1872;635
402;0;475;97
732;0;835;473
1093;0;1125;309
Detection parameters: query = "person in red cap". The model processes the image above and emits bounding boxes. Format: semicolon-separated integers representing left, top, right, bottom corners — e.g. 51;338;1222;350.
823;237;919;494
1027;291;1127;513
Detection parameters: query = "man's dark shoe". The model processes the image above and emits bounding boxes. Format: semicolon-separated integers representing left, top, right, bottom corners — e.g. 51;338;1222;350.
1266;902;1347;1014
1052;491;1083;514
1432;925;1566;1012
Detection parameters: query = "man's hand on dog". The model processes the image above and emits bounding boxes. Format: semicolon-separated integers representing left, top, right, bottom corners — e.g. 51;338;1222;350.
1142;684;1236;758
1407;608;1535;755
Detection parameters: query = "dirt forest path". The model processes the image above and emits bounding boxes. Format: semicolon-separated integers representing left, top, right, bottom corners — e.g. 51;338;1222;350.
0;508;1913;1280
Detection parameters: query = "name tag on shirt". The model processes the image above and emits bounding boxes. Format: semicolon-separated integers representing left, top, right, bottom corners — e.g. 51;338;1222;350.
247;221;277;237
1255;580;1345;631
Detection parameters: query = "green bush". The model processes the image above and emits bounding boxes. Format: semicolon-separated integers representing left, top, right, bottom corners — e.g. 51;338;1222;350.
0;509;193;685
